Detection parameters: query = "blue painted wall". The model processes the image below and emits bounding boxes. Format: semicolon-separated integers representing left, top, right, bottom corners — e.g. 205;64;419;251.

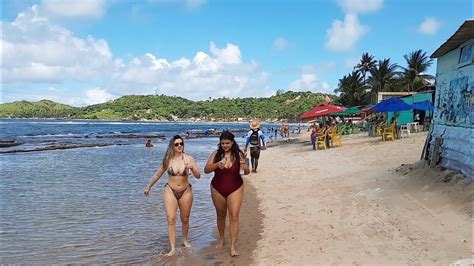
430;39;474;179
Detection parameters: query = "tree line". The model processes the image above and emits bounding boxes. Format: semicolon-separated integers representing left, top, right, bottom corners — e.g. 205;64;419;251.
0;91;337;122
334;49;434;107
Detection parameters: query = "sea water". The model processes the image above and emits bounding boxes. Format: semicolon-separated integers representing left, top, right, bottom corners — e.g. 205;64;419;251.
0;119;255;264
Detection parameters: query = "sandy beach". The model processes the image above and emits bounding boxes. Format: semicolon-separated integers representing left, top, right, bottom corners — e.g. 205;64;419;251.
243;131;473;265
163;130;472;265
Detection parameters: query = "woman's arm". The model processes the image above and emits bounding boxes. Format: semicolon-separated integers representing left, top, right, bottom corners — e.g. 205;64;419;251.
144;165;165;197
186;156;201;179
204;150;222;173
239;152;250;175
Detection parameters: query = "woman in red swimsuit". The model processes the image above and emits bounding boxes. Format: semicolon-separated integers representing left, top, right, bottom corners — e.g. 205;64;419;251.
144;135;201;256
204;131;250;257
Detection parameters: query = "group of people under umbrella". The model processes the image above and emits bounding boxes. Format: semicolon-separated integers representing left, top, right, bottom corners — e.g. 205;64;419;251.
301;97;434;144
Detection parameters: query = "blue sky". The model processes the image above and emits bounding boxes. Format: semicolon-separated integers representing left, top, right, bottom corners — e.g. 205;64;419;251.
1;0;472;106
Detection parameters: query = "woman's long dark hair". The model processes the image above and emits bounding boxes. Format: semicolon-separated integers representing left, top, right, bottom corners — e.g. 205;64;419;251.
214;131;243;164
162;135;184;168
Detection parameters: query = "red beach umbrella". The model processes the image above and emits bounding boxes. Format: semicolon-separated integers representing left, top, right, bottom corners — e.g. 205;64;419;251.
300;102;347;120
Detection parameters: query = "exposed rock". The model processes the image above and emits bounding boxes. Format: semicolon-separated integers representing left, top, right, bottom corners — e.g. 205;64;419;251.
0;143;131;154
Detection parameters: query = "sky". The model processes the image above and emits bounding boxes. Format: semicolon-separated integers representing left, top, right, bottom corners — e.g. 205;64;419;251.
1;0;473;106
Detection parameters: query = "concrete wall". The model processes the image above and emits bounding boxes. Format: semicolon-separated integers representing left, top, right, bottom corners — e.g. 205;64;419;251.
430;39;474;178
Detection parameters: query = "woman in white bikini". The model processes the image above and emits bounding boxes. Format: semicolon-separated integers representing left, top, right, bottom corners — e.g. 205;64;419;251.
144;135;201;256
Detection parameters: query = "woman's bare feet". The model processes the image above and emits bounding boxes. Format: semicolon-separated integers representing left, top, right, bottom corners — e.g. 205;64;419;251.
165;249;176;256
183;240;191;248
215;239;225;249
230;246;239;257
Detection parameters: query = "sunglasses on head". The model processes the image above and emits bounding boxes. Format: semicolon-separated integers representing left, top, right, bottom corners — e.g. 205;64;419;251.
174;142;184;147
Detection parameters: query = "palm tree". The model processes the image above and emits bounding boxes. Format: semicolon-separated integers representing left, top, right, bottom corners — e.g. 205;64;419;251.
401;49;434;91
355;52;376;84
334;71;368;106
368;59;399;101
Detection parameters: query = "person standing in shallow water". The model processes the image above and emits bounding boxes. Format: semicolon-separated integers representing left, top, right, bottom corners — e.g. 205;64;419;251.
204;131;250;257
145;139;153;148
144;135;201;256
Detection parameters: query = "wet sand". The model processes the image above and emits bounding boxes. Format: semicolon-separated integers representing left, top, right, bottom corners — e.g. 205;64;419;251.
150;178;263;265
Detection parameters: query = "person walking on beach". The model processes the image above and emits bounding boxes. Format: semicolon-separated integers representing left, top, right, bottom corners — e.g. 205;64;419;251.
244;120;266;173
310;125;318;150
204;131;250;257
144;135;201;256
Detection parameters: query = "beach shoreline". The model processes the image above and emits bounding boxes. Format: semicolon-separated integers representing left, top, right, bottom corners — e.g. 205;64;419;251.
149;130;471;264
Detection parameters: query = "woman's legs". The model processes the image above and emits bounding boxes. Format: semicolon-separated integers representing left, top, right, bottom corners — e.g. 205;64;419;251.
163;186;179;256
178;187;193;247
226;185;244;257
211;186;227;248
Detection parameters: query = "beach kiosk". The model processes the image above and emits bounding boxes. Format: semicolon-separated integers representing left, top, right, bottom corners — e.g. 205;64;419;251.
426;20;473;179
385;92;434;131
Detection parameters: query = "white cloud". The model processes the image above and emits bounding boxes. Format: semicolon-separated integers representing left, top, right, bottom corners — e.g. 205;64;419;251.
41;0;107;19
85;87;115;105
210;42;242;64
272;37;289;52
337;0;383;14
288;67;332;94
2;5;114;85
119;42;265;100
419;17;441;35
2;6;271;105
325;13;368;52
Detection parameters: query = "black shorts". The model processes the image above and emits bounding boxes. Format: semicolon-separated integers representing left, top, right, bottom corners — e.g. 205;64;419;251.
250;146;260;159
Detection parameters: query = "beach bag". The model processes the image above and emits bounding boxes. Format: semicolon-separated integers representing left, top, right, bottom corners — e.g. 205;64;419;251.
249;129;259;145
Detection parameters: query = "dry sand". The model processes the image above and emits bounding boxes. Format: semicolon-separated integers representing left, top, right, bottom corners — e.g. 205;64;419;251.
247;131;473;265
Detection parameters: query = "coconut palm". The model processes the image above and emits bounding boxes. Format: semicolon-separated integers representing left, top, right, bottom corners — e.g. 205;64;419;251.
334;71;368;106
401;49;434;91
368;59;399;100
355;52;376;84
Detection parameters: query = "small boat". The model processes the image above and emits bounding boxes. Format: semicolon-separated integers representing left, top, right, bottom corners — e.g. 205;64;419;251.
0;140;23;148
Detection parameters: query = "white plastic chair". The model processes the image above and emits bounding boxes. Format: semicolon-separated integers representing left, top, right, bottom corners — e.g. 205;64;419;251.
400;124;411;138
409;122;420;132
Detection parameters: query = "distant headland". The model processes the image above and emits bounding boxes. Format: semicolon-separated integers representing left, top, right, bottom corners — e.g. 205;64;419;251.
0;91;336;123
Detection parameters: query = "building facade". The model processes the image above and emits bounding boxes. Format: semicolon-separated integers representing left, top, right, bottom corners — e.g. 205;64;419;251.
428;20;473;178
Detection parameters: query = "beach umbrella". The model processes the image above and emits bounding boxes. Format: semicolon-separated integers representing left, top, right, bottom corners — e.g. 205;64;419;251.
373;97;412;112
300;102;347;120
331;106;361;116
412;100;434;112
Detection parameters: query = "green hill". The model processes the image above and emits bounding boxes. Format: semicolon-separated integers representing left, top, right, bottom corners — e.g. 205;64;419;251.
0;91;337;122
0;99;80;118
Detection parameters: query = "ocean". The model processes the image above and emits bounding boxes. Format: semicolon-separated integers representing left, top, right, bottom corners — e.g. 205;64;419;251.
0;119;267;264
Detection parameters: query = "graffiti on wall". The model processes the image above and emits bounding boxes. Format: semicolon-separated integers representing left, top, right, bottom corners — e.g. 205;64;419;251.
435;76;473;126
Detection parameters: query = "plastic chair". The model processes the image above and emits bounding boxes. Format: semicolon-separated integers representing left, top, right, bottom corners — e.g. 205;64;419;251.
409;122;420;132
331;128;343;147
399;124;410;138
382;123;397;141
316;130;328;150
